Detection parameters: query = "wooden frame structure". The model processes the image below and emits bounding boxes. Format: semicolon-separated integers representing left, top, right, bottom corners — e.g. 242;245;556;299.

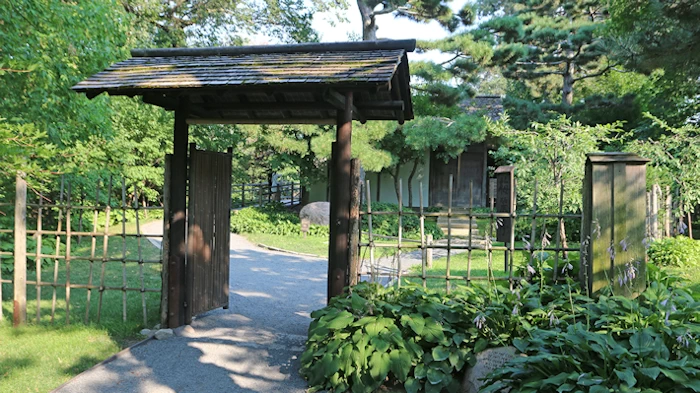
73;40;415;327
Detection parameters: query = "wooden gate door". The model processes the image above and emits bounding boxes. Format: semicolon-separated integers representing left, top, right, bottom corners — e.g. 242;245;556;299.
185;146;232;323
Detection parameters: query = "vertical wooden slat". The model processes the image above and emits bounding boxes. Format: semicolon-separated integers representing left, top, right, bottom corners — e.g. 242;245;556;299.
121;179;127;322
397;179;403;287
625;164;647;297
134;189;147;326
553;179;564;282
35;191;43;323
51;177;65;324
65;183;72;325
528;181;539;279
85;184;99;323
161;157;171;327
365;180;375;283
419;182;426;288
13;175;27;327
591;164;613;295
97;178;112;323
665;186;671;237
467;181;473;286
348;159;361;286
446;174;452;293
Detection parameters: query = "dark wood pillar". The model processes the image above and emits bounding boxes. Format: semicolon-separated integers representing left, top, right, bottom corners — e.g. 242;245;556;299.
328;92;353;303
168;98;189;327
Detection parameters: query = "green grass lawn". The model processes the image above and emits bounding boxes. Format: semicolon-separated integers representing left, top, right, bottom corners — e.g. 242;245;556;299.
244;233;329;258
0;323;120;393
1;234;163;392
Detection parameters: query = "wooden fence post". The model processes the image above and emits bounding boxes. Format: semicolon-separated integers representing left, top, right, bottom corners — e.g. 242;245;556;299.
651;183;660;239
348;159;361;286
14;175;27;326
665;186;672;237
582;153;649;298
426;234;433;268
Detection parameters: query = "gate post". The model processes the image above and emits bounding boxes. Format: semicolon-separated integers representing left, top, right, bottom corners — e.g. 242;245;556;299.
581;153;649;298
14;174;27;326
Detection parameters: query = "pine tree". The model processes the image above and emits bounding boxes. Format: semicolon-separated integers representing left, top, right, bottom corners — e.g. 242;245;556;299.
478;0;612;105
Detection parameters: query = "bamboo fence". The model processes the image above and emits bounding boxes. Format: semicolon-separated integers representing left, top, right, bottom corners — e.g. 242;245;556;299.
1;176;164;326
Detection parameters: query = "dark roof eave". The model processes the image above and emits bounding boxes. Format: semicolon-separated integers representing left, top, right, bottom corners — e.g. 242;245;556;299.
130;39;416;58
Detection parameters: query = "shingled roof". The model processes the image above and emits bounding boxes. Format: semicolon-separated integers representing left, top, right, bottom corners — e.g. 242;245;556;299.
73;40;415;125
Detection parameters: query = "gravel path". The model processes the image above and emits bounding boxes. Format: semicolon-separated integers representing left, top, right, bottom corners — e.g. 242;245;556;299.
54;223;327;393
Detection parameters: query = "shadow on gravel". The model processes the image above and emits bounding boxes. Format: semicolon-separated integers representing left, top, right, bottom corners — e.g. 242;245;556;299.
54;239;326;393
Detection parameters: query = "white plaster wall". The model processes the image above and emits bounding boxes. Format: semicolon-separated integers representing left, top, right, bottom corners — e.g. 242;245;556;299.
307;150;431;207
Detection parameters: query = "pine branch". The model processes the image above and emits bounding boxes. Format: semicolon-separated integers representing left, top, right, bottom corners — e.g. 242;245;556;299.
572;63;616;82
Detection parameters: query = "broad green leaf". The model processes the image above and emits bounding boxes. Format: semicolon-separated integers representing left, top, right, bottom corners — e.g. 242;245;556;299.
414;363;427;379
432;346;450;362
389;349;413;380
589;386;609;393
615;369;637;387
326;311;355;330
427;368;445;385
542;372;570;387
369;351;391;382
421;317;445;343
401;313;426;335
660;368;689;382
474;338;488;353
365;318;390;336
639;367;661;380
370;337;390;353
557;383;575;392
405;377;421;393
452;333;467;346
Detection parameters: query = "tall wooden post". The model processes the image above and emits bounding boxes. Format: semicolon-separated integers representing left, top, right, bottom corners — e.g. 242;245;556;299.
167;98;189;328
14;175;27;326
581;153;649;298
328;91;353;303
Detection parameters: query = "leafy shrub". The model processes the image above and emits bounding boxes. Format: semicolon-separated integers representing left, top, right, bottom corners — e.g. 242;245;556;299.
230;203;329;237
300;281;592;393
482;280;700;393
302;271;700;392
361;203;444;240
647;236;700;268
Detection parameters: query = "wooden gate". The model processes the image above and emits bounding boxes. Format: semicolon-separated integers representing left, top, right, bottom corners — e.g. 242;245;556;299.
185;146;232;323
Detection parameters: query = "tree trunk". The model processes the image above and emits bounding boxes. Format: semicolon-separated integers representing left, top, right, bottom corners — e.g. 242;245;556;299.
390;166;401;204
301;185;310;206
562;61;575;106
407;158;420;208
357;0;378;40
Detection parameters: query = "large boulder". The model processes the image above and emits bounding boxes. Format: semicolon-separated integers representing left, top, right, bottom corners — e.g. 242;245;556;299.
299;202;330;226
462;346;516;393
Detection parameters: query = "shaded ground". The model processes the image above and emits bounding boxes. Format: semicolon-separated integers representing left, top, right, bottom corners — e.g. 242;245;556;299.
54;228;327;393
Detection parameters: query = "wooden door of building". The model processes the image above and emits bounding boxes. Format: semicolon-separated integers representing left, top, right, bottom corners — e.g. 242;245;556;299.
185;146;232;323
430;143;487;207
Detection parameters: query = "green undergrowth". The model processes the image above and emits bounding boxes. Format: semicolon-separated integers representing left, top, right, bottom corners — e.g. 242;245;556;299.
301;266;700;393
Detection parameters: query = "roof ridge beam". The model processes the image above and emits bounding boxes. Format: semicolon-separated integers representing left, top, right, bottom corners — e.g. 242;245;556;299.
131;40;416;58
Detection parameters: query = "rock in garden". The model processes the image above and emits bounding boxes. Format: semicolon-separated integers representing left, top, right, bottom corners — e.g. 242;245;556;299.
462;346;516;393
154;328;174;340
174;325;196;337
139;329;153;337
299;201;330;226
152;324;161;330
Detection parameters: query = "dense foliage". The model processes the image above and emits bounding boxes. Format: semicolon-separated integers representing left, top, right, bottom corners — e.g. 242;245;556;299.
647;236;700;269
230;203;329;237
302;270;700;393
